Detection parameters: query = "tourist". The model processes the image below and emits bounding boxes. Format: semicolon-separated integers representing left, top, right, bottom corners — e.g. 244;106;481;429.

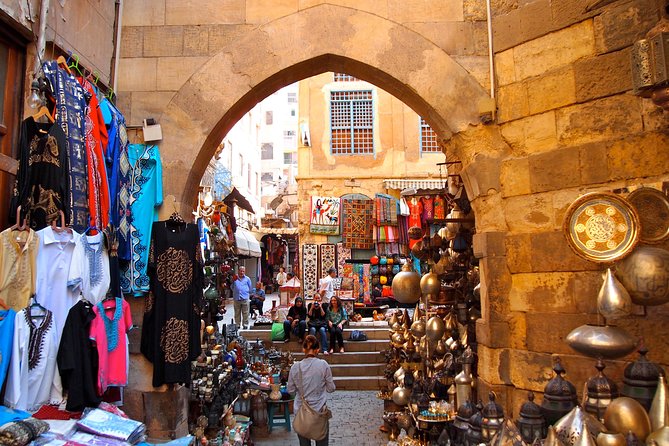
318;267;336;300
287;334;335;446
326;296;347;354
276;266;287;287
249;281;265;319
283;296;307;342
307;293;329;355
231;266;253;329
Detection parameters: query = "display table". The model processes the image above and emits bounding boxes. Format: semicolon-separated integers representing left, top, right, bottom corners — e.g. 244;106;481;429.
267;398;294;433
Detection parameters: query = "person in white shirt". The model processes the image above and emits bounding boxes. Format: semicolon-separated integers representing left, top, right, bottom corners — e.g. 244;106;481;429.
276;266;287;287
318;268;336;300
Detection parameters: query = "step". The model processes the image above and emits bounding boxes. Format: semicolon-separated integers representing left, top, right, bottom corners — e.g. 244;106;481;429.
329;363;386;377
266;339;389;353
333;376;385;391
241;326;391;341
291;351;384;365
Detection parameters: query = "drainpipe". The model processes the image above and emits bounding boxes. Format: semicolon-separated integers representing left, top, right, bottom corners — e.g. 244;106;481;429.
485;0;496;121
110;0;124;91
33;0;50;74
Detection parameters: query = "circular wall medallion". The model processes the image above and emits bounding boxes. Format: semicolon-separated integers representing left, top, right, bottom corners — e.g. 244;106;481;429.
563;192;640;263
627;187;669;244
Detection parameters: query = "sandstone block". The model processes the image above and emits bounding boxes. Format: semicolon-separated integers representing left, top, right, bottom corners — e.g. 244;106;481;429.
501;157;531;197
117;58;157;92
505;233;533;273
122;0;166;26
473;231;507;258
208;24;255;54
407;22;477;56
518;0;553;47
480;256;512;311
184;26;210;56
529;147;580;193
608;132;669;181
497;82;529;123
550;0;597;29
530;231;599;272
579;141;610;185
508;349;554;393
504;193;554;233
500;120;525;155
165;0;246;25
574;48;632;102
556;94;643;146
156;57;209;91
492;8;522;52
120;27;143;58
507;312;528;350
642;99;669;132
594;0;659;53
463;0;486;20
477;345;510;385
572;271;600;314
509;272;574;313
476;319;512;350
461;153;503;197
523;111;558;154
387;0;464;23
115;91;132;122
246;0;298;24
527;67;576;115
129;91;175;126
452;55;490;91
143;26;183;57
298;0;389;17
513;20;594;81
495;49;515;87
526;312;596;354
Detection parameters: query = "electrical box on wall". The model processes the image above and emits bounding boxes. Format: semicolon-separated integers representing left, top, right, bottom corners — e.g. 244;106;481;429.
143;118;162;142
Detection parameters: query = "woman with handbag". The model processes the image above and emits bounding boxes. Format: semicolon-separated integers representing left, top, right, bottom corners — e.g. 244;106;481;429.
287;335;335;445
307;293;329;354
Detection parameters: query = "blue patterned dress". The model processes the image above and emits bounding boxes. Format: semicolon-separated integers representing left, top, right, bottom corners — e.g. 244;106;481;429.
120;144;162;296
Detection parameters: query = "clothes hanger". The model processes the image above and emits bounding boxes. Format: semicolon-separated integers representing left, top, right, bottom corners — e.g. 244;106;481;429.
51;210;72;234
28;294;47;319
56;55;72;75
32;105;55;123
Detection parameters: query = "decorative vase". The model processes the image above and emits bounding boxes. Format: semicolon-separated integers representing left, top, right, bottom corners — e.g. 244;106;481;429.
269;384;281;401
597;268;632;320
615;246;669;306
391;263;421;304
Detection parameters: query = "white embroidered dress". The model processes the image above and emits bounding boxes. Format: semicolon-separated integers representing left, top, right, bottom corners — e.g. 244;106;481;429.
69;232;111;304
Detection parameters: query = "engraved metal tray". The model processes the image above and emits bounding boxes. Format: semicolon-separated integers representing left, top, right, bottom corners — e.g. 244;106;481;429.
627;187;669;244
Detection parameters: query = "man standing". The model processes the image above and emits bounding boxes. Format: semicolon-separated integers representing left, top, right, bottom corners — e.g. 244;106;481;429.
276;266;287;287
318;267;337;300
232;266;253;329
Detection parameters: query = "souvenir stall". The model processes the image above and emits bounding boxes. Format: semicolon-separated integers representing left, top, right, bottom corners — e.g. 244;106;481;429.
379;187;669;446
259;232;291;292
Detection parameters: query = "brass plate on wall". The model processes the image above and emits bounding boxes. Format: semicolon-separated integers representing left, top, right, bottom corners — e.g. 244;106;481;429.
627;187;669;244
563;192;640;263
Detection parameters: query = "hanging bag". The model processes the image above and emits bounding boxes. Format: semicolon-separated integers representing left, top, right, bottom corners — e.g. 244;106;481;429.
292;362;332;441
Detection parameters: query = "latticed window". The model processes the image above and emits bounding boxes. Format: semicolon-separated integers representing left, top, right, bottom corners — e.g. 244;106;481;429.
330;90;374;155
334;73;359;82
420;117;440;153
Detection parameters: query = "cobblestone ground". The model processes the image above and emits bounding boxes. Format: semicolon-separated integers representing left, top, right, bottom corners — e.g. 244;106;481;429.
252;390;388;446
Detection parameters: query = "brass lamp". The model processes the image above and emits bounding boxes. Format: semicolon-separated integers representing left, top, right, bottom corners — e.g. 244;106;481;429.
518;391;547;443
622;347;664;411
584;359;619;422
481;391;505;443
541;357;578;425
631;2;669;110
454;399;476;445
465;401;484;446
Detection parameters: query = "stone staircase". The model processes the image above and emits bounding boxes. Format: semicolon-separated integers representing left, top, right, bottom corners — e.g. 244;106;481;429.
241;323;390;390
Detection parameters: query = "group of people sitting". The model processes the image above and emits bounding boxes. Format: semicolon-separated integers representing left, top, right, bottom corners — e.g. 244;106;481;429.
283;293;347;354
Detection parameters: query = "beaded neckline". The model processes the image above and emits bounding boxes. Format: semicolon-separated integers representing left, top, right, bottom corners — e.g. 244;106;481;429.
82;234;103;288
98;299;122;352
24;308;53;370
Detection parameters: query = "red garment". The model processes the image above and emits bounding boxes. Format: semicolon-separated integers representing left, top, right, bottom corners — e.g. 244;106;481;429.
32;404;81;420
420;196;435;222
408;198;423;229
434;195;446;219
78;78;110;229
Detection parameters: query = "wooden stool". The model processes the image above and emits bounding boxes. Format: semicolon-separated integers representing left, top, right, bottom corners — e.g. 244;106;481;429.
267;398;293;433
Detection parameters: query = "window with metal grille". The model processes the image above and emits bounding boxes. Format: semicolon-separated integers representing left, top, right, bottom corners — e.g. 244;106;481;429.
287;92;297;103
261;143;273;160
330;90;374;155
334;73;359;82
420;117;440;153
283;152;297;164
283;130;296;139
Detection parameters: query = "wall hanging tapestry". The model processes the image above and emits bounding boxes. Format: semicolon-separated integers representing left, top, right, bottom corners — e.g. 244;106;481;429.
336;242;351;274
318;243;337;279
310;196;341;235
301;244;319;298
342;198;374;249
375;194;398;226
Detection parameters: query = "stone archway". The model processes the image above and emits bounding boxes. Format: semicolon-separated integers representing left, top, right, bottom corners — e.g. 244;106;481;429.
154;4;491;212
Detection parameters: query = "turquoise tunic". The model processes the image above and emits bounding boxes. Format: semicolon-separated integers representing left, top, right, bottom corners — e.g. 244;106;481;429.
120;144;162;295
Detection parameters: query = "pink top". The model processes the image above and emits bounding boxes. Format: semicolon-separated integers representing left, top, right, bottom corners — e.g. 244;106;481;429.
89;298;132;394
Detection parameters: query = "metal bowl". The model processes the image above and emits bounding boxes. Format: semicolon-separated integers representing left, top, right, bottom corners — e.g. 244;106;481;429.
565;324;638;359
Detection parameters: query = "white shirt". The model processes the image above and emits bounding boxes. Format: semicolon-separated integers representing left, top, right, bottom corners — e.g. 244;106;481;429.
276;271;287;286
4;309;60;411
319;275;335;299
36;227;82;338
69;232;111;304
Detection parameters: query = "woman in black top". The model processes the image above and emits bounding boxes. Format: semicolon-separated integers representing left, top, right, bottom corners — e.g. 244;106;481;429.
307;293;329;355
283;296;307;342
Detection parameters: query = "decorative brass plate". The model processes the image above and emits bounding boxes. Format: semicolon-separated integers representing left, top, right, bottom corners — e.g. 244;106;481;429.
563;192;639;263
627;187;669;244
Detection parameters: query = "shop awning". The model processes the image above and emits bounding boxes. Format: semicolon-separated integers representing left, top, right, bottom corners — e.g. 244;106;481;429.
235;227;261;257
256;227;299;235
383;179;446;191
224;187;255;214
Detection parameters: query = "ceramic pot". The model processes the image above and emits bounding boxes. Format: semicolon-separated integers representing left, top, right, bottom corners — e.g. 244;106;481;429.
565;324;638;359
615;247;669;306
603;397;651;441
391;263;421;304
597;268;632;320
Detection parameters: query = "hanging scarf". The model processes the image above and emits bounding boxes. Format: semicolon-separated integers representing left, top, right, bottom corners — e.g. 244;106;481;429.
98;299;122;352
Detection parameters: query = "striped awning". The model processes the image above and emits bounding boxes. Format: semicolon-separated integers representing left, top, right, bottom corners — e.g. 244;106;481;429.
383;179;447;190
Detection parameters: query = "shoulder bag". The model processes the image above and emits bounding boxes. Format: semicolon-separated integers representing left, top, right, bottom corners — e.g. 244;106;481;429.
292;362;332;440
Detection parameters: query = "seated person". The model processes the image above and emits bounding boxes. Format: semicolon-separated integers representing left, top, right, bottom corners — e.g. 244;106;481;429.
307;293;330;355
326;296;348;354
283;296;307;342
250;282;266;319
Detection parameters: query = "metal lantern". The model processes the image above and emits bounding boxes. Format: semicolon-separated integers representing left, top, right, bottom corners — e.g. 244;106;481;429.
585;359;619;422
455;347;474;408
454;400;476;445
250;391;268;434
465;401;484;446
251;338;265;364
518;391;547;443
541;357;578;425
622;347;664;411
481;391;505;443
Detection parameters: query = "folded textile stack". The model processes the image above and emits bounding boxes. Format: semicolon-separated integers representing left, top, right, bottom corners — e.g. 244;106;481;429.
76;408;146;444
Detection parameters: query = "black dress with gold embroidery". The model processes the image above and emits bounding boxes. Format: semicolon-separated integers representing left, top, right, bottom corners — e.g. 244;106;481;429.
141;220;203;387
10;117;70;229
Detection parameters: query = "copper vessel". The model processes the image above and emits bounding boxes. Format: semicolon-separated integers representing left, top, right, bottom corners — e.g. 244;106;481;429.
615;246;669;306
603;397;651;441
391;263;421;304
565;324;638;359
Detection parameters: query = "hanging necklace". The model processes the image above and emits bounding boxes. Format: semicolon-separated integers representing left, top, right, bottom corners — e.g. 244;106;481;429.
82;234;103;288
24;308;53;371
98;299;122;352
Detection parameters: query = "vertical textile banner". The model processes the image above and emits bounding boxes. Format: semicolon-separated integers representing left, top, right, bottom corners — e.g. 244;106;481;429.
301;244;318;298
318;243;337;279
